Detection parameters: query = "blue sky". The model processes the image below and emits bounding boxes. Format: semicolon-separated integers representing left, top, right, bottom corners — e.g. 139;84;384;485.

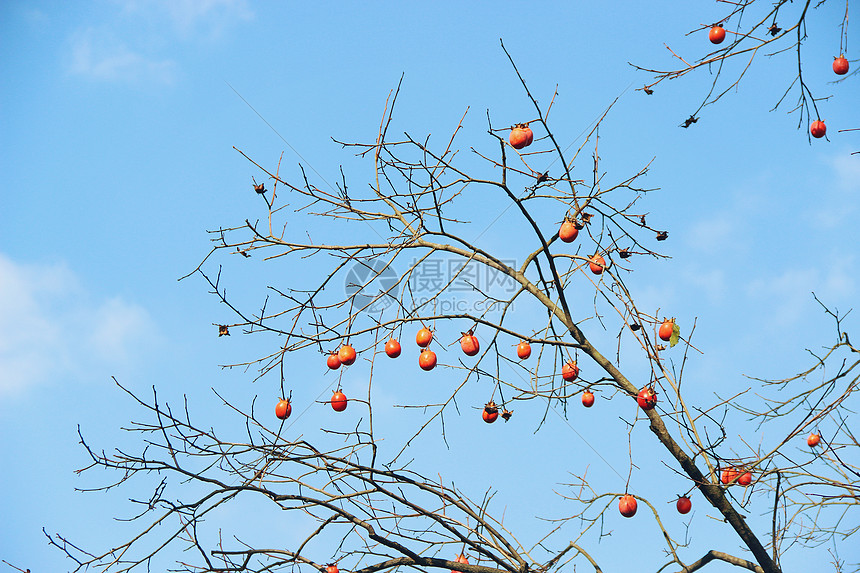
1;1;858;572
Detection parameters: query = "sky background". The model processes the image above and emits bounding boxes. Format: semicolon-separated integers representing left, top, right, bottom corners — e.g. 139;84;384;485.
1;1;858;572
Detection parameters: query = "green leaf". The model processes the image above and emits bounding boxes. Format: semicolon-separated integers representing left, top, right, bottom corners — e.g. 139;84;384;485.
669;322;680;347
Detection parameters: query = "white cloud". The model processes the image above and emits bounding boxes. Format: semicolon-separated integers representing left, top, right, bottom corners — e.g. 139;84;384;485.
116;0;253;40
65;0;253;83
683;171;774;257
813;152;860;228
686;214;742;255
22;7;49;27
163;0;253;39
745;259;856;327
831;153;860;193
67;27;177;84
681;266;726;303
0;254;159;398
87;297;155;362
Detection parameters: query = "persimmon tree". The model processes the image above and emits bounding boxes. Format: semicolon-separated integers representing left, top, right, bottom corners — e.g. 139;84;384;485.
44;34;858;573
633;0;853;140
